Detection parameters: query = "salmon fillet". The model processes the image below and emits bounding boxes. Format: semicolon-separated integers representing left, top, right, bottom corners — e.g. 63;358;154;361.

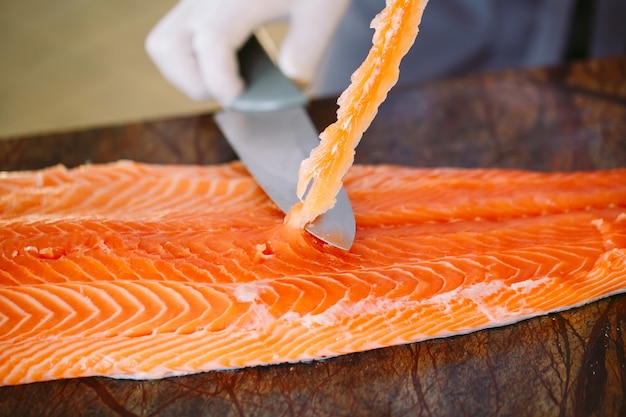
1;161;625;386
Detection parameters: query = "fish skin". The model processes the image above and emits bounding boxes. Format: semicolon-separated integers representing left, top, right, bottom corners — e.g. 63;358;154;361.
1;161;625;385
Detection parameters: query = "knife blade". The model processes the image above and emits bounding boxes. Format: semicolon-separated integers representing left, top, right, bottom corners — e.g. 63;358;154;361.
214;37;355;250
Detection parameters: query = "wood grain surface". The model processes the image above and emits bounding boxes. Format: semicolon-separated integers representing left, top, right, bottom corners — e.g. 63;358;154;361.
0;57;625;417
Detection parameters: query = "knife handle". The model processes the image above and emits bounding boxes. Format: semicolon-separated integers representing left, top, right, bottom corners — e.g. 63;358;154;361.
228;36;308;113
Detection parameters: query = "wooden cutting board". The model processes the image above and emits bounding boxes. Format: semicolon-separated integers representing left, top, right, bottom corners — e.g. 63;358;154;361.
0;57;625;417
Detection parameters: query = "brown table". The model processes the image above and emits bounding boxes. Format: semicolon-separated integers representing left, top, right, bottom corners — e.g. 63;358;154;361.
1;57;625;417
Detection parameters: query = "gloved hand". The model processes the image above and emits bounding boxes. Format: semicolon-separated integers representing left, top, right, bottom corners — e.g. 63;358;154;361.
145;0;350;106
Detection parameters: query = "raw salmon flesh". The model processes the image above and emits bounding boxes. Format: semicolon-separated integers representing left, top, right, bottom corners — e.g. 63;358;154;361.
292;0;429;226
1;161;625;385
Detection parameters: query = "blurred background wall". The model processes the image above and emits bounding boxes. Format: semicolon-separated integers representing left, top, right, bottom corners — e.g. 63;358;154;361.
0;0;218;139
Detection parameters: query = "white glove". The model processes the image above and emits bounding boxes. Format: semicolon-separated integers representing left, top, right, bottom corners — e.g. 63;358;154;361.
145;0;350;106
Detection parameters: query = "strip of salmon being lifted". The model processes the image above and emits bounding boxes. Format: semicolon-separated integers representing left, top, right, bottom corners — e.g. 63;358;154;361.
1;161;626;385
288;0;429;228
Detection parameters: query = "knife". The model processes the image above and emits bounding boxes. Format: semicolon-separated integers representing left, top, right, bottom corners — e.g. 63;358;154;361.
214;37;355;250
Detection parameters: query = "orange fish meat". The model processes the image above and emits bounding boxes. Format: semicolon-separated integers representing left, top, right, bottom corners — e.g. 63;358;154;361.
1;161;625;386
291;0;429;227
